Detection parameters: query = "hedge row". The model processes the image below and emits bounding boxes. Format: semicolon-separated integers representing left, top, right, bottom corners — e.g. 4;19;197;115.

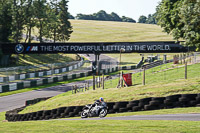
6;93;200;122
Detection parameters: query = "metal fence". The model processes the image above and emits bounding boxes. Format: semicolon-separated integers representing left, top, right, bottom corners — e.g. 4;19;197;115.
90;52;200;90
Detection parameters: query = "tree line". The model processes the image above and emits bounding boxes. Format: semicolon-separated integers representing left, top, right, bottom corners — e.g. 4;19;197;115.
138;13;157;24
0;0;73;44
156;0;200;51
74;10;136;23
70;10;157;24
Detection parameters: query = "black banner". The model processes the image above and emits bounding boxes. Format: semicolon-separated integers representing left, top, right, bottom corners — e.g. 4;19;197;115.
1;42;188;54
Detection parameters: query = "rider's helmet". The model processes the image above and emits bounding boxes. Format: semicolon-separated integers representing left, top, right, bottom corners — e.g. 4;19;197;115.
99;97;104;102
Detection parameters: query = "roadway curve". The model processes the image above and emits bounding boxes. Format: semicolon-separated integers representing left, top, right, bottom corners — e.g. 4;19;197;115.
0;54;118;112
62;114;200;121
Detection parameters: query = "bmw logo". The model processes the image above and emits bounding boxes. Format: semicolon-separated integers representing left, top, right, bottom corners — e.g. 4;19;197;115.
15;44;24;54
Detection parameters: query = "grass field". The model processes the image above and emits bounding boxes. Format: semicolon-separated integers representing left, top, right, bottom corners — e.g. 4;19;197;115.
2;107;200;132
20;62;200;113
0;119;200;133
30;20;174;42
68;20;174;42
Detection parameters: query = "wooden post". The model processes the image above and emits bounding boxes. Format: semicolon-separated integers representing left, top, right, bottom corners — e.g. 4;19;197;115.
102;74;104;89
75;85;77;94
180;54;182;64
177;54;179;64
99;75;101;88
88;81;89;90
100;77;102;88
121;71;124;88
96;77;98;88
93;74;95;90
72;86;74;94
84;83;86;91
185;62;187;79
143;67;145;85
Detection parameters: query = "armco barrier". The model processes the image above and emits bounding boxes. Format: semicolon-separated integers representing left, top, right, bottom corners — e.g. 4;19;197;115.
5;93;200;121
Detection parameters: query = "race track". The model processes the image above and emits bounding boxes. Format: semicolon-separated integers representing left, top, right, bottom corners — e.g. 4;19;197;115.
0;54;117;112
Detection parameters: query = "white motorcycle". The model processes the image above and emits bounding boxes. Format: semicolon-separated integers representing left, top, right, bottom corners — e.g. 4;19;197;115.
81;102;108;118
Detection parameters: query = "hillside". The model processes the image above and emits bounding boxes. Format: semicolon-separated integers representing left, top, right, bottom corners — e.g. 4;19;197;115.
68;20;174;42
17;20;175;67
20;63;200;113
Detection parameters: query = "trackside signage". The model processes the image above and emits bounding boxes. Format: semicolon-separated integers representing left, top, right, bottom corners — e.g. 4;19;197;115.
1;42;188;54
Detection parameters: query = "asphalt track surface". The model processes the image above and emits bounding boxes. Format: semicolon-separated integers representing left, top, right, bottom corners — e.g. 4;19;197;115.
62;114;200;121
0;54;118;112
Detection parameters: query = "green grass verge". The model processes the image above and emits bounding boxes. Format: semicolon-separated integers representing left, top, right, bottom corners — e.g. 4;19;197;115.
0;117;200;133
0;112;5;121
107;107;200;117
20;63;200;113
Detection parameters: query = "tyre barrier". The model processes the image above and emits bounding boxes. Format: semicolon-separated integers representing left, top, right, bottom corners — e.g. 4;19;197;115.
25;97;52;106
6;93;200;122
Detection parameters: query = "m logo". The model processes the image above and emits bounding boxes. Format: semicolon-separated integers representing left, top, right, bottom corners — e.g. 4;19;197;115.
26;46;38;52
15;44;24;54
31;46;38;51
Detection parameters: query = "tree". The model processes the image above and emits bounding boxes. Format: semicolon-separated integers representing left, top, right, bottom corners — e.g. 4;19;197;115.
24;0;35;43
156;0;184;41
156;0;200;50
94;10;111;21
57;0;73;42
33;0;48;43
76;13;94;20
75;10;136;23
0;0;13;66
47;0;59;43
0;0;12;42
179;0;200;50
110;12;122;21
121;16;136;23
146;13;157;24
12;0;29;43
138;15;147;23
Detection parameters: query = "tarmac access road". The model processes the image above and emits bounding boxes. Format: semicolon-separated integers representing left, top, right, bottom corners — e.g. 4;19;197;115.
0;54;118;112
61;114;200;121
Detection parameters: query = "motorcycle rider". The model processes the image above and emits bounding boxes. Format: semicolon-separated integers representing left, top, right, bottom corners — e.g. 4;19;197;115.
91;97;106;115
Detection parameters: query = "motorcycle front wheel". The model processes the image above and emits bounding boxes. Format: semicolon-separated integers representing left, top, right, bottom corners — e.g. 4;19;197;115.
99;109;107;118
81;110;88;118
